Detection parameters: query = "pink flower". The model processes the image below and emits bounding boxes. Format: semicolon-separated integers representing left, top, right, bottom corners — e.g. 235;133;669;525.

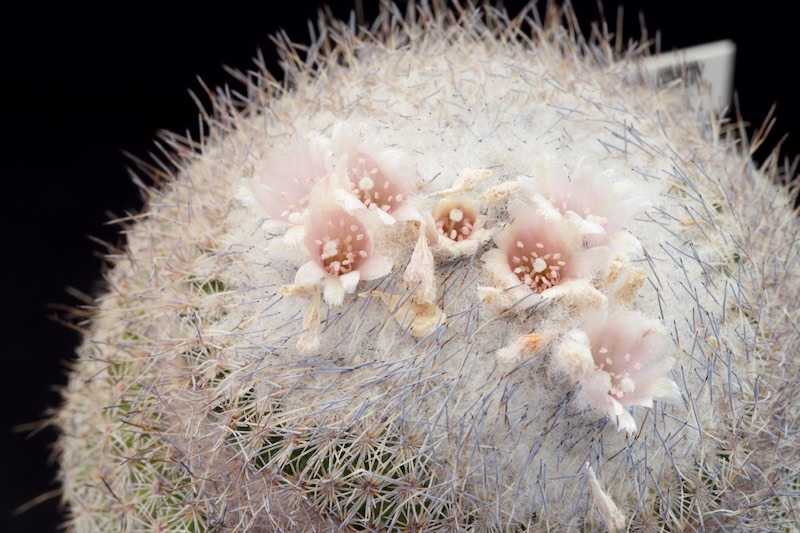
429;195;491;257
523;156;650;243
248;138;327;224
434;198;475;242
295;203;392;306
555;310;681;433
330;123;420;226
481;202;608;310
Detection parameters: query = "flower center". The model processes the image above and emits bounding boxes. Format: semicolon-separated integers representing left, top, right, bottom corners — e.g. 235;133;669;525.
548;193;593;218
278;187;312;221
595;347;640;399
350;154;404;212
436;207;475;241
314;216;369;276
508;238;567;293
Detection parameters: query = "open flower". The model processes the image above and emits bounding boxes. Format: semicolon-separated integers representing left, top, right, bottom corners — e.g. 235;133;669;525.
522;155;650;245
330;122;421;225
481;202;608;310
248;138;328;224
429;195;491;257
555;310;681;433
295;203;392;306
239;137;329;247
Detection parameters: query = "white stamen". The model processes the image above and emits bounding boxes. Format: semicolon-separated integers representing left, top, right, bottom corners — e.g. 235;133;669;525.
321;239;339;259
358;177;374;191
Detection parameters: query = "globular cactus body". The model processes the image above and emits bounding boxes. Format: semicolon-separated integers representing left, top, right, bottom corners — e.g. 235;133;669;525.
56;3;800;531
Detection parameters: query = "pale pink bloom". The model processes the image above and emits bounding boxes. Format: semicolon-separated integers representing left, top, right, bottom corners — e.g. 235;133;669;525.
523;156;650;243
429;195;491;257
248;138;328;225
555;310;681;433
482;202;608;309
330;123;421;226
295;203;392;306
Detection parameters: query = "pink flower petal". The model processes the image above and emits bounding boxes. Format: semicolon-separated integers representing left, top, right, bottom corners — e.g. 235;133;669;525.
391;202;424;225
331;122;418;224
322;277;346;306
359;255;393;281
305;204;373;276
297;198;393;305
252;139;327;222
294;261;327;285
338;270;362;295
565;247;612;279
496;206;586;294
524;156;650;238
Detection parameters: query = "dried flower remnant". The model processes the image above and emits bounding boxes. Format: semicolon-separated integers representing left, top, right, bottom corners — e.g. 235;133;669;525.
297;290;322;352
295;203;392;306
495;332;552;364
586;462;626;532
403;232;437;304
431;168;493;197
555;310;681;433
365;290;446;338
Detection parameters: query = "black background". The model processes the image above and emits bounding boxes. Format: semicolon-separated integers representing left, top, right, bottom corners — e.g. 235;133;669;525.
4;1;797;531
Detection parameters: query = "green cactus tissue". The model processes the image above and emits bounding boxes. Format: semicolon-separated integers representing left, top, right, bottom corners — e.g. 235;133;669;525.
55;3;800;532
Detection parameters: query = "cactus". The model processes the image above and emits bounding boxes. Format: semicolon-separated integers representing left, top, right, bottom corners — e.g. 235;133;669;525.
55;2;800;531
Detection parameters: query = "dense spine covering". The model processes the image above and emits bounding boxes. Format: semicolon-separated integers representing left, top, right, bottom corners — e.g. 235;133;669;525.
55;2;800;531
